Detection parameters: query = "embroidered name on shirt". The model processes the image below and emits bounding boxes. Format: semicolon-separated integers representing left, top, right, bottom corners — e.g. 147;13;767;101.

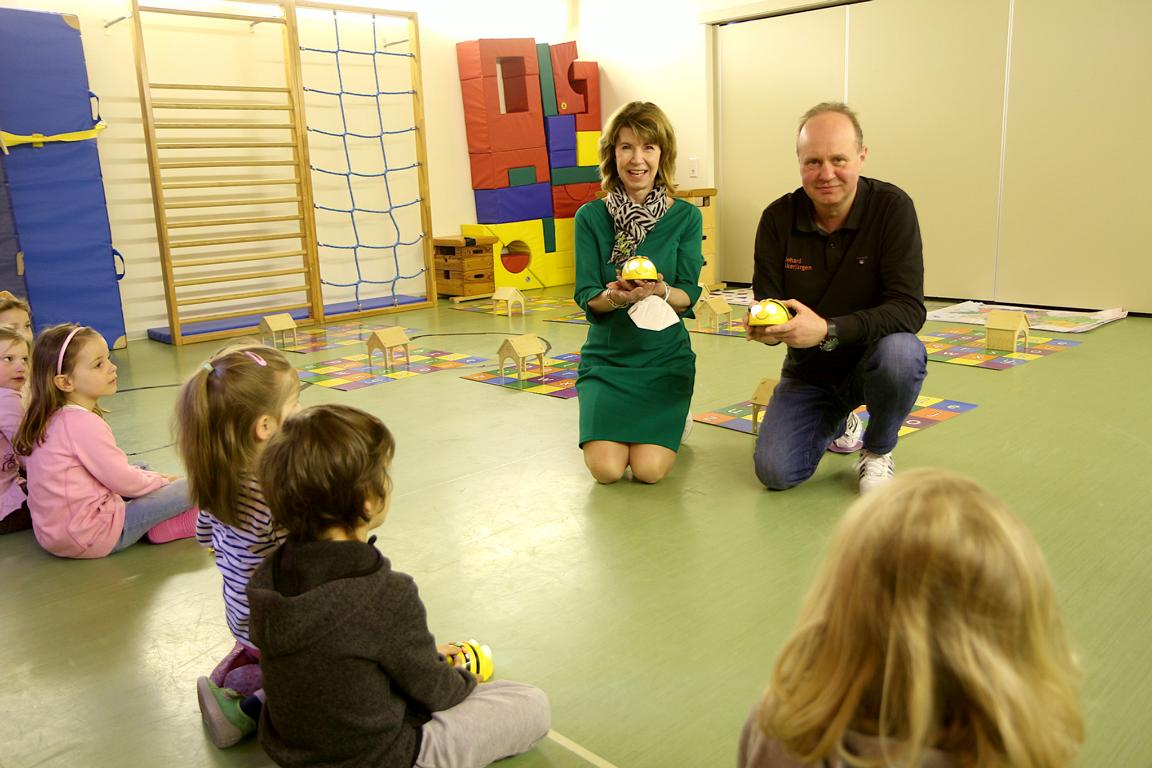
784;256;813;272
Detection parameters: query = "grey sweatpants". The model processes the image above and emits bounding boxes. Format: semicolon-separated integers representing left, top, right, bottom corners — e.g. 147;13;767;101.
415;680;550;768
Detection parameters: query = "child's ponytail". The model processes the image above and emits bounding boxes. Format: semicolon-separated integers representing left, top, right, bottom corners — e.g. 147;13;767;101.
174;344;295;526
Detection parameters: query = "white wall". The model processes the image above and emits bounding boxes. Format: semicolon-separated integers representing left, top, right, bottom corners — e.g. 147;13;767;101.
0;0;576;338
574;0;714;190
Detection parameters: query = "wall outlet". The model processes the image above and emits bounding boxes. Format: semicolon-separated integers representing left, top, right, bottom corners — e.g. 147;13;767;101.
688;157;699;178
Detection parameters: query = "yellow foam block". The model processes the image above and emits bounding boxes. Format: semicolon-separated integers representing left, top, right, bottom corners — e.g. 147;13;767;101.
461;220;546;289
554;217;575;253
576;130;601;167
537;249;574;286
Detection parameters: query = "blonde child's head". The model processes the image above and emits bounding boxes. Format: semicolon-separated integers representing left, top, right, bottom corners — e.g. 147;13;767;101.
0;291;32;342
760;468;1082;768
175;343;298;526
14;324;110;455
0;324;30;393
259;404;394;542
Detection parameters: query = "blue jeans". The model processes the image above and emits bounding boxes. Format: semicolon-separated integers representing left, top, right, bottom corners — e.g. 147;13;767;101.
113;478;193;551
753;333;926;490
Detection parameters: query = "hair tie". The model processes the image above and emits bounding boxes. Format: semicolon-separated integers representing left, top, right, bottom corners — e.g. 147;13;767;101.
56;326;84;376
243;350;267;367
201;362;214;373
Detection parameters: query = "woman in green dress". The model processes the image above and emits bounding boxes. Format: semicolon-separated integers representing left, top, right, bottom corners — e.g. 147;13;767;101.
574;101;704;484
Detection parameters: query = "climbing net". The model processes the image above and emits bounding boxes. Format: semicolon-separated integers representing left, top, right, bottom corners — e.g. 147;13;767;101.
298;8;428;313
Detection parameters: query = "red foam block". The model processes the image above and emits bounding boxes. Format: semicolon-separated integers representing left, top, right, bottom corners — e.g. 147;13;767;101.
457;38;540;81
469;147;550;190
552;181;600;218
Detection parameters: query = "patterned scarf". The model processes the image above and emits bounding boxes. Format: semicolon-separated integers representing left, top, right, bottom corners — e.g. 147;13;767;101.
605;184;669;266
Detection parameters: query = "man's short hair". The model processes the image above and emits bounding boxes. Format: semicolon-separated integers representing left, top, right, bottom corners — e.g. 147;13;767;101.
259;404;395;541
798;102;864;152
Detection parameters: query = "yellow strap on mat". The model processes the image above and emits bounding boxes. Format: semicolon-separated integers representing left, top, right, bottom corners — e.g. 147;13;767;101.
0;120;106;154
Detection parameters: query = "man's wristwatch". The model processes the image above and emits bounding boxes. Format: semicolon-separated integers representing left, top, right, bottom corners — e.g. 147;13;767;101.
819;319;840;352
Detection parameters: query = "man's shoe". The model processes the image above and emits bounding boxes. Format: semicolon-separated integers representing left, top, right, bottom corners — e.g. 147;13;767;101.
197;676;256;749
829;411;864;454
856;449;895;493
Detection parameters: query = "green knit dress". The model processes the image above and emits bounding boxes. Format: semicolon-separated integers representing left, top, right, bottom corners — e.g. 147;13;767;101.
573;198;704;451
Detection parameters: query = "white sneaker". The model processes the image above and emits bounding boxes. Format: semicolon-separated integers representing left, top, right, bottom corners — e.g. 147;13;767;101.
682;414;694;443
829;411;864;454
856;449;894;493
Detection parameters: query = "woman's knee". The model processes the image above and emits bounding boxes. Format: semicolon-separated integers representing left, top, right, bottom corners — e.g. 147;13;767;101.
583;443;628;484
628;445;677;484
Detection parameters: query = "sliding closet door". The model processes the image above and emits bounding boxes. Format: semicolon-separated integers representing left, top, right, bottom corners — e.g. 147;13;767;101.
998;0;1152;311
715;6;847;284
849;0;1008;301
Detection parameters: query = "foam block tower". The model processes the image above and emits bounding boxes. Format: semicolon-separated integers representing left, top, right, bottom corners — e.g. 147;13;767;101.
457;38;601;289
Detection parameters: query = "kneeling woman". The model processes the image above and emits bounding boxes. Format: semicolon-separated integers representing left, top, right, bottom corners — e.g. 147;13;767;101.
574;101;703;484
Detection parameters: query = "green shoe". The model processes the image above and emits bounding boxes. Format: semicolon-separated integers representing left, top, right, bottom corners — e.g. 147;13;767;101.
196;676;256;748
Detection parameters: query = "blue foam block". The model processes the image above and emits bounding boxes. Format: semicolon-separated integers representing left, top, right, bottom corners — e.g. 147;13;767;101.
146;295;425;344
549;148;578;168
474;182;554;224
545;114;577;151
0;8;125;343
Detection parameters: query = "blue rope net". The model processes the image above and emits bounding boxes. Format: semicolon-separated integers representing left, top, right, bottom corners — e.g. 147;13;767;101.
301;10;426;311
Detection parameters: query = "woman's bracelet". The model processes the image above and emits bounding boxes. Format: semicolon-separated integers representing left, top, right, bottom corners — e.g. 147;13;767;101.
661;282;671;301
603;288;629;309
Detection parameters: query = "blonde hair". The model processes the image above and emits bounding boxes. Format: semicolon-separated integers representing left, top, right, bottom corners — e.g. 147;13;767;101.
14;324;104;455
0;291;33;340
799;101;864;153
174;343;296;527
598;101;678;195
760;468;1082;768
0;291;31;318
0;324;29;354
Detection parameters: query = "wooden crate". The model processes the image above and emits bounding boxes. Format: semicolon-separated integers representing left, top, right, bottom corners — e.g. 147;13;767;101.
432;235;498;297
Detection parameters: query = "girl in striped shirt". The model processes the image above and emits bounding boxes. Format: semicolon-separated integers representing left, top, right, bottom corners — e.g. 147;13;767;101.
175;344;300;747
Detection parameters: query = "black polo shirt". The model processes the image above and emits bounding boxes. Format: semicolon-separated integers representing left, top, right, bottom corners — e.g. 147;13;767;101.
752;176;926;382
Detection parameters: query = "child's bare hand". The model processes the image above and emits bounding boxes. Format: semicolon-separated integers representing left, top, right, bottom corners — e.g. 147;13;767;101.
437;643;463;666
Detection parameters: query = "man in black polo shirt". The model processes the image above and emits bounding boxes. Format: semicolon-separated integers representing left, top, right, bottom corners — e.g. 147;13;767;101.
747;102;926;493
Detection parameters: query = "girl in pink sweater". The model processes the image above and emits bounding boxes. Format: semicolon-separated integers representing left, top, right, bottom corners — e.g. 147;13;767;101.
15;324;197;558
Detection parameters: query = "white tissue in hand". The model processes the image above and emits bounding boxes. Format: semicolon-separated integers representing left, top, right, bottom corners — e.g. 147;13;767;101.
628;294;680;331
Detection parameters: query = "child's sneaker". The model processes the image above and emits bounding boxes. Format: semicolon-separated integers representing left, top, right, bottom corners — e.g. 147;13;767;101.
196;676;256;748
828;411;864;454
146;507;198;544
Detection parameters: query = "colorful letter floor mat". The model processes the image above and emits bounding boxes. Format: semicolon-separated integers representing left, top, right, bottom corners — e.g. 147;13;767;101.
694;395;978;437
544;311;590;326
919;327;1080;369
297;349;489;390
461;353;581;399
279;323;420;354
449;296;577;316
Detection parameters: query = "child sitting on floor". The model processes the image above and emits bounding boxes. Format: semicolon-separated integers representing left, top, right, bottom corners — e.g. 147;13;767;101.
244;404;551;768
739;468;1083;768
174;344;299;747
14;324;197;557
0;325;30;534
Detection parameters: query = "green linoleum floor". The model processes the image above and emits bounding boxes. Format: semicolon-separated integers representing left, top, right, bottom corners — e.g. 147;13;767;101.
1;289;1150;766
